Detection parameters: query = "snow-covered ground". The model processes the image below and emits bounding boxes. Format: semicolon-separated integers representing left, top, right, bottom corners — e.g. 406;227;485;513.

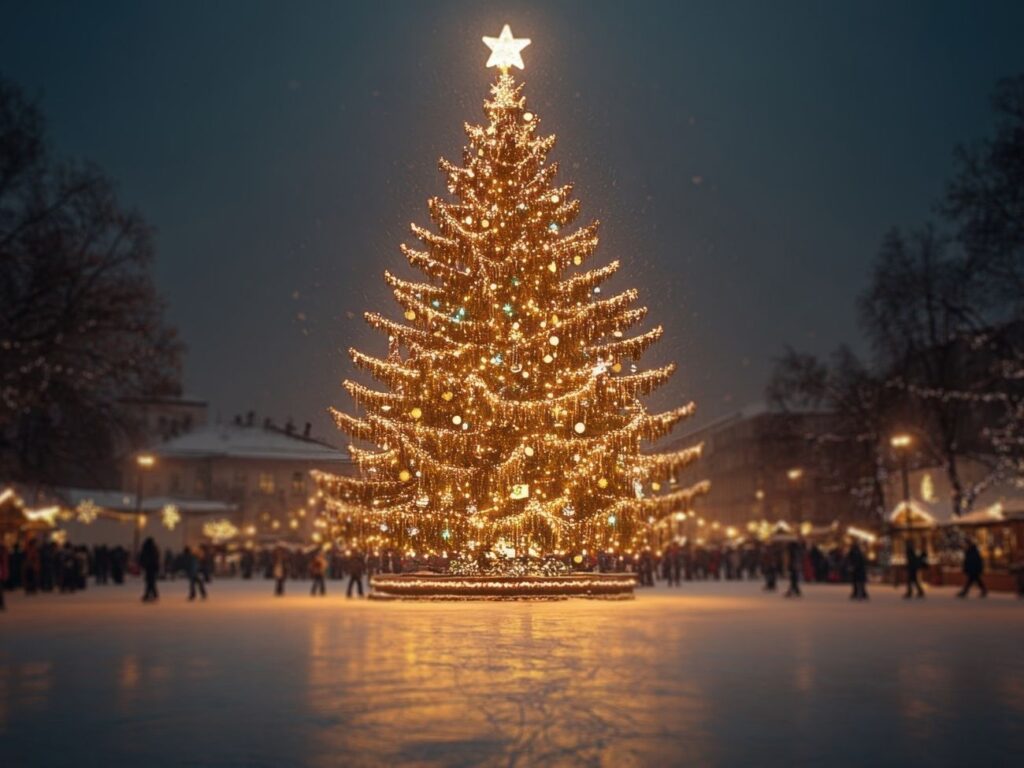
2;578;1022;767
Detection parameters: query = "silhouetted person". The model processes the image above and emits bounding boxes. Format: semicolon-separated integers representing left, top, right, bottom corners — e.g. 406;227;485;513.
139;537;160;603
904;539;925;599
762;545;778;591
0;541;8;610
111;546;126;584
163;548;176;580
848;541;868;600
958;541;987;598
183;546;207;601
639;550;655;587
273;550;287;596
1011;556;1024;599
22;538;40;594
241;549;255;579
94;545;108;585
58;543;77;593
668;544;682;587
39;541;54;591
785;541;802;597
347;552;365;598
310;551;327;596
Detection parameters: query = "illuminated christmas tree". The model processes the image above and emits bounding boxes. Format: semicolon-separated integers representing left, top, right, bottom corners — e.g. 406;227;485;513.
316;25;707;560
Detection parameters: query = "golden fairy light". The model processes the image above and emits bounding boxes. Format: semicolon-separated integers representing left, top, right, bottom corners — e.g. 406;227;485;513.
75;500;100;524
315;28;708;557
161;504;181;531
202;519;239;542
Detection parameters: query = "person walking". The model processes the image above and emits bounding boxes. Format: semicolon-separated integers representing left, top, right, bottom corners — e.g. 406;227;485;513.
273;549;287;596
183;546;207;601
848;541;869;600
139;537;160;603
958;540;987;598
784;540;802;597
310;551;327;597
904;539;925;599
346;551;365;598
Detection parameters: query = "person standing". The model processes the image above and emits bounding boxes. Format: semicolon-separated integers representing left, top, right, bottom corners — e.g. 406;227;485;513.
183;546;207;601
958;540;988;598
904;539;925;599
22;537;40;595
0;540;9;611
762;544;778;591
346;551;365;598
273;549;287;597
310;550;327;597
1010;555;1024;599
163;548;176;580
785;540;802;597
669;544;682;587
848;541;869;600
139;537;160;603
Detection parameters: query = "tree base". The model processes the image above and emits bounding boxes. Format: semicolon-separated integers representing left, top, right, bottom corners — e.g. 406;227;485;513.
369;572;637;601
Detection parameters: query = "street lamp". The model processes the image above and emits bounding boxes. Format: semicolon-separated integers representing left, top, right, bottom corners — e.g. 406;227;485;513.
890;434;913;526
890;433;915;590
134;453;156;559
787;468;804;526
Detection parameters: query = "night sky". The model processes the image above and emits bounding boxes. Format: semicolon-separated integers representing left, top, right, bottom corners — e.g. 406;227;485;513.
4;0;1024;439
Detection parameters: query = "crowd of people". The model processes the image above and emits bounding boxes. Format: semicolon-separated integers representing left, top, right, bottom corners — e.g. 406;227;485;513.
0;532;1015;611
0;535;381;608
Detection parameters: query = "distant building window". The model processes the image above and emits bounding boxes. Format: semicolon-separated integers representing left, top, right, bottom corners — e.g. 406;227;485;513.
291;471;305;494
170;473;181;493
259;472;275;494
193;476;204;494
233;471;247;489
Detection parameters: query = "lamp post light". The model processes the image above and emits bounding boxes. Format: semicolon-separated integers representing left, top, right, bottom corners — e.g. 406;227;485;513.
786;467;804;528
133;453;156;560
890;434;913;528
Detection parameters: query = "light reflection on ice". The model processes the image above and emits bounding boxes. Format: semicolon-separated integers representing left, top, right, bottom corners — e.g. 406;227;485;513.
0;582;1022;765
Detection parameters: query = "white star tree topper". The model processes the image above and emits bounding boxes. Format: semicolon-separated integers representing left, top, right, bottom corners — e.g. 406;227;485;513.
482;24;531;70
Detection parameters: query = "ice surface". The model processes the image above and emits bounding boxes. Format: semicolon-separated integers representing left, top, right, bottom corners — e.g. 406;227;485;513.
2;580;1022;766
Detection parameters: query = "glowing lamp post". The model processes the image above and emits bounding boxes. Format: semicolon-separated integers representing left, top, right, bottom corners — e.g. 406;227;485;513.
786;468;804;527
133;453;156;559
890;434;913;531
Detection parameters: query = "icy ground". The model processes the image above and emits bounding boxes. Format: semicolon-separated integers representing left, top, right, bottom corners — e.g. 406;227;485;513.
2;579;1022;767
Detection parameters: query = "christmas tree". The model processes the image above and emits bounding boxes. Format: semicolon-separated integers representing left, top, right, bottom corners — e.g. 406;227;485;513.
316;25;707;561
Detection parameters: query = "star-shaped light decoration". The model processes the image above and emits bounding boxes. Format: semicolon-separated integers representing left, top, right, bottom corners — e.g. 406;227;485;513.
162;504;181;531
482;24;531;70
76;499;100;524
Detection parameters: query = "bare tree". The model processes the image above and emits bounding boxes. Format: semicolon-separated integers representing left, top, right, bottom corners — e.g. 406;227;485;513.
767;345;893;521
858;227;1001;516
0;76;182;488
945;75;1024;485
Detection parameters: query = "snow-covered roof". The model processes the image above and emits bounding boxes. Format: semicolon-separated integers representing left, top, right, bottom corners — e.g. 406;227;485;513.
889;500;940;528
61;488;236;514
150;424;347;463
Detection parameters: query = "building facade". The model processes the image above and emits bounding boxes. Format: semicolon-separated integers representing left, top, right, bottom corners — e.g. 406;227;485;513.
123;418;352;546
672;404;861;527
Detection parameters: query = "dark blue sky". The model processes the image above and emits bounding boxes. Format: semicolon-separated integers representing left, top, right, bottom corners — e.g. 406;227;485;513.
3;1;1024;438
